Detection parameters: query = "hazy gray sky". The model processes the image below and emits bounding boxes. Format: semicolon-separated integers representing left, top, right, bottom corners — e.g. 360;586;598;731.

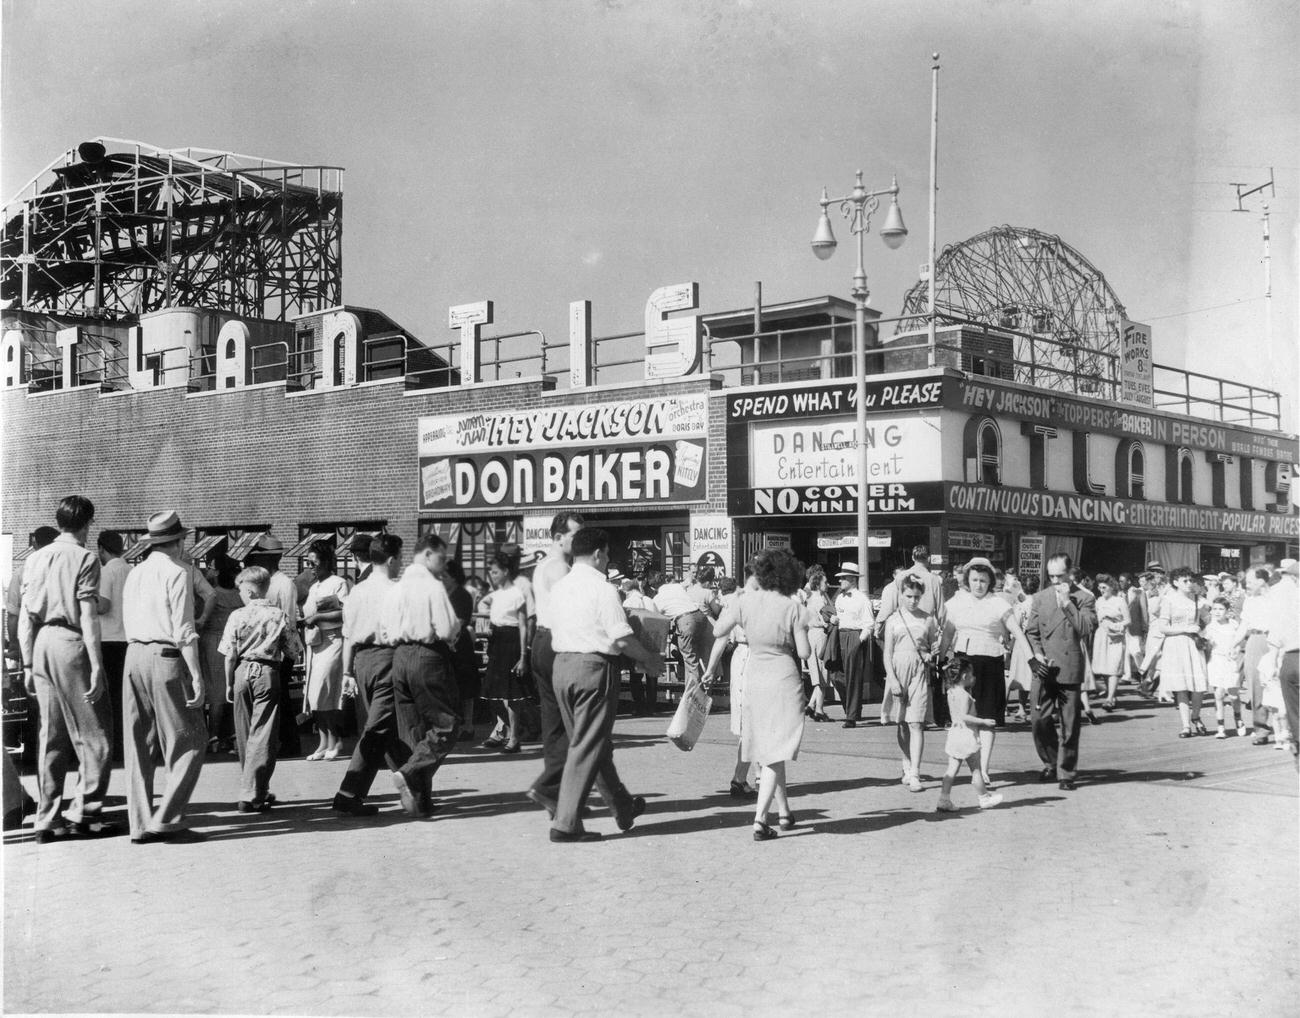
3;0;1297;421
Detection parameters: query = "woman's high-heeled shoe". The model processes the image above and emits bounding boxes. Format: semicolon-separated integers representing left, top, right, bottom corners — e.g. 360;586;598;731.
321;748;340;761
1084;710;1098;725
729;780;757;800
306;749;326;761
752;821;778;842
814;712;832;723
1192;719;1209;736
1178;728;1192;738
501;742;522;754
777;813;797;831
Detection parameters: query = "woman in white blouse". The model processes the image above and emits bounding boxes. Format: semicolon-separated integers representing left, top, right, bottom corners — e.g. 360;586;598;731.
301;542;351;760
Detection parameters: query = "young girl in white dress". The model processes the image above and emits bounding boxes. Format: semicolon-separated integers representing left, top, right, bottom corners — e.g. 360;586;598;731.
936;660;1003;813
1203;597;1245;738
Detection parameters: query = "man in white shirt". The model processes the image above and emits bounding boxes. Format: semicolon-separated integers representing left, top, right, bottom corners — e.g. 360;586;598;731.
833;562;874;728
653;569;715;688
96;530;131;763
526;512;584;818
120;510;208;843
548;528;663;842
1267;559;1299;756
382;534;462;818
334;534;407;817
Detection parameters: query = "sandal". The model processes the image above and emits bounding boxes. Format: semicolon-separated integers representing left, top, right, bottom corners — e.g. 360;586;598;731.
729;781;758;800
1192;719;1209;736
1178;729;1192;739
752;821;778;842
306;750;326;761
777;814;797;831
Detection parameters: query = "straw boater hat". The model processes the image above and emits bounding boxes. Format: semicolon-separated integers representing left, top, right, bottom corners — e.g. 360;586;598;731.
145;509;190;546
1145;560;1165;573
1280;558;1299;578
835;562;860;578
517;549;546;571
607;567;624;582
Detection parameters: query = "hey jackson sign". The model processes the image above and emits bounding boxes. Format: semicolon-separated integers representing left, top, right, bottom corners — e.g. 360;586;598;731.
417;394;709;510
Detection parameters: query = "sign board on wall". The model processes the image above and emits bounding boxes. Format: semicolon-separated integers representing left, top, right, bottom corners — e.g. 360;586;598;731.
521;514;553;557
1120;319;1153;408
949;530;995;552
762;533;792;550
1019;534;1045;580
690;514;733;574
417;395;708;509
818;530;892;550
748;414;942;487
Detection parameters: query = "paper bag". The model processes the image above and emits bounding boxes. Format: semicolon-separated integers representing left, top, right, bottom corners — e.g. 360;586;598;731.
666;679;712;751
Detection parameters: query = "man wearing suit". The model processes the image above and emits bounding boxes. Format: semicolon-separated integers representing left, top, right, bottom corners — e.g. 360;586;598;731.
1023;553;1097;791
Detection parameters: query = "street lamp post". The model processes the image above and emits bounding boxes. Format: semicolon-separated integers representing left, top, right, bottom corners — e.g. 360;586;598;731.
812;171;907;597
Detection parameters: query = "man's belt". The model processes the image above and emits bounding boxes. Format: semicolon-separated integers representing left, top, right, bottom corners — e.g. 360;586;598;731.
395;639;452;651
242;656;280;666
39;618;81;634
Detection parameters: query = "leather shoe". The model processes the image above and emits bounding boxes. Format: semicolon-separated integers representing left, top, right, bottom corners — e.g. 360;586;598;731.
331;794;379;817
525;788;557;818
1039;767;1058;783
1058;779;1077;791
842;720;857;729
33;825;72;845
237;800;270;814
616;796;646;832
73;819;122;838
549;828;601;843
132;828;208;844
391;770;421;817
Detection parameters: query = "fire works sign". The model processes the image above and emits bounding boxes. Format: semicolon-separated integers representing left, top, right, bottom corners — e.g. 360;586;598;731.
417;395;708;509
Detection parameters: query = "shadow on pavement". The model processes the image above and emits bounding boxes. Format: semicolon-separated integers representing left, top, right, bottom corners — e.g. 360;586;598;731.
1078;768;1206;785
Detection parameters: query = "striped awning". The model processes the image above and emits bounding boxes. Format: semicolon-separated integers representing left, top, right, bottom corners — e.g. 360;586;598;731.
337;530;381;559
188;534;227;562
226;531;266;562
284;532;333;560
123;536;152;563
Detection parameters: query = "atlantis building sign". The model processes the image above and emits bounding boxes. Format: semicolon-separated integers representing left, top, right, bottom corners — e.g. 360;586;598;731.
417;394;709;510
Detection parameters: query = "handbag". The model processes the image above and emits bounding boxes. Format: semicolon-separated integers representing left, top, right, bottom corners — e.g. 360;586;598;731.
666;678;712;751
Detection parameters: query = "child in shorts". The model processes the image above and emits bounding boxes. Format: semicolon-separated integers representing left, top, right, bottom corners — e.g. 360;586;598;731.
1203;597;1245;738
937;658;1003;812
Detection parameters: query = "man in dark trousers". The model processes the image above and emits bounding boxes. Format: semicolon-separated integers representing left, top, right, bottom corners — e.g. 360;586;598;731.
525;511;583;818
334;534;407;816
548;528;663;842
1023;553;1097;791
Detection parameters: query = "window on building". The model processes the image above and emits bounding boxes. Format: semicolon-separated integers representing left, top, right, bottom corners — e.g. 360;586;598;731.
418;518;523;584
978;420;1001;485
293;521;388;583
364;332;406;381
293;328;319;389
1178;450;1194;505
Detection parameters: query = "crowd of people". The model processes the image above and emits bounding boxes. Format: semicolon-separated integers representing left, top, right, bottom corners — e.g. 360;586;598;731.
3;495;1298;846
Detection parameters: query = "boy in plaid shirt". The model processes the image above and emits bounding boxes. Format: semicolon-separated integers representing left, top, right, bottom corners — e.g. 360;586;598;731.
219;566;302;812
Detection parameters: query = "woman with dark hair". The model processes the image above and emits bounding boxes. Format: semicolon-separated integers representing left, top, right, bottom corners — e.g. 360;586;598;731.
476;550;530;753
705;548;810;841
801;566;833;723
444;559;481;743
1155;566;1210;737
302;541;350;760
939;557;1033;788
198;555;246;754
1092;573;1128;712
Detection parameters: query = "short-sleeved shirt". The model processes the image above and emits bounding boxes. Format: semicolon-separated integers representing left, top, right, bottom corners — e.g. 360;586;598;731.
835;588;874;631
21;534;100;626
122;551;198;647
381;560;460;644
485;585;527;628
218;599;302;663
944;589;1013;656
98;556;132;642
653;582;697;619
550;562;634;655
342;573;395;646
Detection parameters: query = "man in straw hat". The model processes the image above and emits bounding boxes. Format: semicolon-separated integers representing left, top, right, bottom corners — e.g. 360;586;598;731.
833;562;874;728
120;510;209;843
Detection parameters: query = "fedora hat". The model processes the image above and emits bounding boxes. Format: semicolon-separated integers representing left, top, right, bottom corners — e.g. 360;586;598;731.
517;549;546;571
145;509;191;546
1145;560;1165;573
607;567;624;582
254;534;284;552
1281;558;1299;578
835;562;860;578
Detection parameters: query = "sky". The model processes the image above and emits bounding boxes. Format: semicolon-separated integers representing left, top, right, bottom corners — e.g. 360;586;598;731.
2;0;1297;426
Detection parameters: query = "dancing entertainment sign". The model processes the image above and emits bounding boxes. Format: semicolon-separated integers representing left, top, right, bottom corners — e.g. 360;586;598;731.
418;395;708;509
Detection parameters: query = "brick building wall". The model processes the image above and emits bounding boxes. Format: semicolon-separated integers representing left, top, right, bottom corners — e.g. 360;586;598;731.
2;371;727;555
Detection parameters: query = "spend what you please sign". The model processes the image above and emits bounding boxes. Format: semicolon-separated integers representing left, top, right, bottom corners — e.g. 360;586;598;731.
417;395;708;509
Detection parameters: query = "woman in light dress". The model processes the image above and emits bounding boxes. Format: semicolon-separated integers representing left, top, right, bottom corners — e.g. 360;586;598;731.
1153;566;1210;738
1091;573;1129;712
301;541;351;760
802;567;834;723
707;549;810;841
882;575;939;791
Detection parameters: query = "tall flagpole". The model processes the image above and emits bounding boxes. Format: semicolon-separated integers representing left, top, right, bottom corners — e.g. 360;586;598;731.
927;52;940;367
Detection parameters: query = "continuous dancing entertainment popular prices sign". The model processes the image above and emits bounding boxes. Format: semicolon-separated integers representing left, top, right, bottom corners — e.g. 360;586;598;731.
417;395;709;509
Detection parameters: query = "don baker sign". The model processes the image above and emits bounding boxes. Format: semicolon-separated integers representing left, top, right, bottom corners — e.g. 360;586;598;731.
418;395;709;509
